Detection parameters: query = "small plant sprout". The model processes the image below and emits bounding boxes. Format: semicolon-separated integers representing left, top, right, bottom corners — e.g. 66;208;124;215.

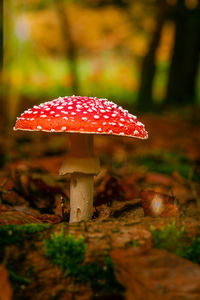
151;222;200;264
14;95;148;223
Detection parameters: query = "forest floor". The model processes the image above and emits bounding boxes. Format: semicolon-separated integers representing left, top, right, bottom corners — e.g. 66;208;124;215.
0;107;200;300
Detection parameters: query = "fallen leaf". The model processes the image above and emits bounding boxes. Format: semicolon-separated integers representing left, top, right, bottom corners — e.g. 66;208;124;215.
0;211;42;225
0;265;13;300
141;190;180;217
95;174;125;207
111;247;200;300
145;172;173;185
37;214;62;224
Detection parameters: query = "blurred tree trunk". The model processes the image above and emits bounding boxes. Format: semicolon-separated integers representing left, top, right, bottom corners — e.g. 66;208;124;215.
0;0;4;124
0;0;2;71
2;0;20;136
137;0;167;110
54;0;79;94
164;0;200;106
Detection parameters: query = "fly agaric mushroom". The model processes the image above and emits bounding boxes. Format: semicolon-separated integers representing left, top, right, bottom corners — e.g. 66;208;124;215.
14;96;148;223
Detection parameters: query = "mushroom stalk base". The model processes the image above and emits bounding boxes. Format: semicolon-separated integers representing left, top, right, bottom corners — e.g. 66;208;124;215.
70;173;94;222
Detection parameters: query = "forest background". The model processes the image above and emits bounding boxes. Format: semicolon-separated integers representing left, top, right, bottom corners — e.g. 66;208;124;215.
1;0;200;129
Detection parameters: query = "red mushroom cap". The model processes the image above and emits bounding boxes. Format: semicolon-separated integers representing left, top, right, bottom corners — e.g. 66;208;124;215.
14;96;148;139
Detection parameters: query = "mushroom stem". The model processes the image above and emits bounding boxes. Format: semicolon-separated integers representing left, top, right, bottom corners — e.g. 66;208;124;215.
70;173;94;222
60;134;100;223
70;133;94;157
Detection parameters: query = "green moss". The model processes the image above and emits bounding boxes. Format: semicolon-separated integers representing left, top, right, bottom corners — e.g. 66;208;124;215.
43;231;86;277
151;222;200;264
151;221;187;256
0;223;51;246
183;237;200;264
8;268;31;285
43;231;124;293
136;151;199;181
79;256;124;293
132;240;139;247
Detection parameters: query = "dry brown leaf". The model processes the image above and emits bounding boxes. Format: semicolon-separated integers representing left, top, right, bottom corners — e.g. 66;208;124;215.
141;190;180;217
0;265;13;300
0;211;42;225
111;247;200;300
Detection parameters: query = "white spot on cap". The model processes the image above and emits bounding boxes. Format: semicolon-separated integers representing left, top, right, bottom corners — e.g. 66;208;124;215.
51;129;55;132
57;106;64;110
45;108;50;111
129;114;137;119
120;118;125;122
111;114;117;117
68;106;73;110
100;110;106;113
82;117;87;121
63;117;68;120
71;112;76;115
33;111;38;114
94;115;100;119
37;126;42;130
108;130;113;134
104;116;109;119
50;111;55;114
41;115;47;118
103;122;106;125
55;114;60;117
119;132;124;136
134;130;139;135
62;126;66;130
98;128;102;132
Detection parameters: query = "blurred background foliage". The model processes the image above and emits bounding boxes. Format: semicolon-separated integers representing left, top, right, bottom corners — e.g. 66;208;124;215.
1;0;200;128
